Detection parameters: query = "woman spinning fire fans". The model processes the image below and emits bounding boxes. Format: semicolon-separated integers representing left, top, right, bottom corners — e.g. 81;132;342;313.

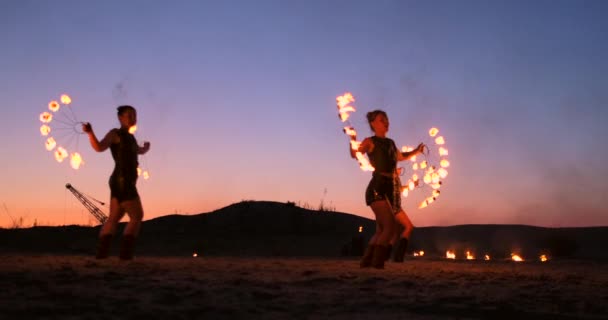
83;105;150;260
354;110;424;268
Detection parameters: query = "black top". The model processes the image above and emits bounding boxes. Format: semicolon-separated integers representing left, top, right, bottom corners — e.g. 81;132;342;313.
110;128;139;180
367;136;398;174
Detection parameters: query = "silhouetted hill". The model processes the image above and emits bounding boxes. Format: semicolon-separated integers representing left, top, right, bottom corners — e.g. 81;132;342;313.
1;201;606;260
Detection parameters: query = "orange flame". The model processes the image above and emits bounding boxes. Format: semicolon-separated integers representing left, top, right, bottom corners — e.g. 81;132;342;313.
358;226;363;233
129;125;137;134
40;112;53;123
413;251;424;257
419;201;428;209
355;152;375;171
45;137;57;151
540;254;548;262
438;168;448;179
48;101;60;112
193;253;198;258
511;254;524;262
336;93;356;122
143;171;150;180
429;127;439;137
484;254;491;261
439;147;449;156
432;190;440;198
70;152;83;170
401;187;409;197
60;94;72;105
420;161;427;169
54;147;68;162
343;126;357;137
466;251;475;260
435;136;445;145
423;174;432;184
431;172;440;184
440;159;450;168
40;125;51;136
446;250;456;259
137;167;142;176
412;163;418;170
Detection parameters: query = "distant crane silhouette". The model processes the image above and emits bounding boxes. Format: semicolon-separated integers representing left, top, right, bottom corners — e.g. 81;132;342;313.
65;183;107;224
2;202;16;227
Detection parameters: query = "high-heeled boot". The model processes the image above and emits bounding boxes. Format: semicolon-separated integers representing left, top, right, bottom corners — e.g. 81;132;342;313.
119;235;136;260
371;245;390;269
360;244;375;268
95;234;112;259
393;237;409;262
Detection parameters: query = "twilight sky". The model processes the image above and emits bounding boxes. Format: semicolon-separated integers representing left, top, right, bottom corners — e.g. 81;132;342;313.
1;0;607;227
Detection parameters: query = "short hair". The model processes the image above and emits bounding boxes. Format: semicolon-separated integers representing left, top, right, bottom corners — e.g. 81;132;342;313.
366;109;388;132
117;105;136;116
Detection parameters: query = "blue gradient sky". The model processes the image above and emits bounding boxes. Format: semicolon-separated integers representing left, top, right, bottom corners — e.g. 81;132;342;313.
1;0;607;227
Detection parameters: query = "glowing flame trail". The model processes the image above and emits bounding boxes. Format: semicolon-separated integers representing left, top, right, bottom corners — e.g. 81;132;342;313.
337;92;374;172
511;254;524;262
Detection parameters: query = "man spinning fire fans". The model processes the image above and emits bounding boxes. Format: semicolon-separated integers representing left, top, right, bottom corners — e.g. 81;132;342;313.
83;105;151;260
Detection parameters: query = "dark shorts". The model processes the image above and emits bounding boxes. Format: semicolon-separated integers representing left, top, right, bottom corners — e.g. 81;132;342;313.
109;175;139;203
365;174;402;214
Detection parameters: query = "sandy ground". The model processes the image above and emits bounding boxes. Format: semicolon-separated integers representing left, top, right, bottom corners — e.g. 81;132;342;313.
0;255;607;319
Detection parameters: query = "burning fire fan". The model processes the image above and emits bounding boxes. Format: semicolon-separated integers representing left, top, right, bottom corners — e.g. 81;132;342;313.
39;94;85;170
38;94;151;179
400;127;450;209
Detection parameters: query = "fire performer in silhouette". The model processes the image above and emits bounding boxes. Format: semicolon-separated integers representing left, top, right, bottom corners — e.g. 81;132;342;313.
83;105;150;260
353;110;424;268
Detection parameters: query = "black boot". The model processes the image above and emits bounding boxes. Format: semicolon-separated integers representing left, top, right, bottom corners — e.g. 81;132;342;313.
385;245;393;262
393;237;409;262
360;244;375;268
95;234;112;259
119;235;136;260
371;245;390;269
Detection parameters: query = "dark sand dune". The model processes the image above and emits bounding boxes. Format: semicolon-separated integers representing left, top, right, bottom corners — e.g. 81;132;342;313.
1;201;606;260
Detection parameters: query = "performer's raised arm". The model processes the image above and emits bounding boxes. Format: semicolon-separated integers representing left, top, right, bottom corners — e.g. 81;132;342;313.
83;123;117;152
